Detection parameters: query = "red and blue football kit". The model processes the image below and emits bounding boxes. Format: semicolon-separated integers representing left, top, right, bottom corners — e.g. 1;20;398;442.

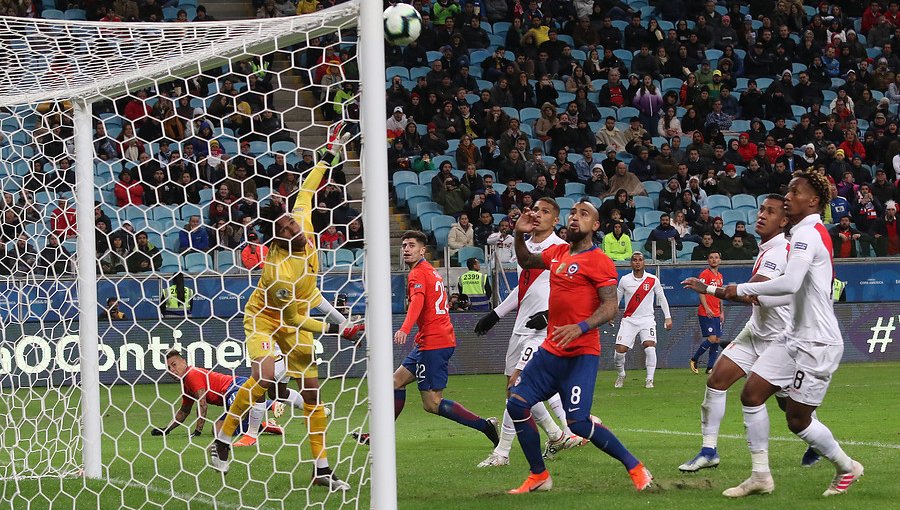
540;243;619;357
181;366;234;407
401;259;457;391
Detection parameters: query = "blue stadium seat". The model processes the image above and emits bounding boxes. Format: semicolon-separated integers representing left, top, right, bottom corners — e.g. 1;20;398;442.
386;66;410;80
731;194;757;209
457;246;485;264
633;196;654;210
183;252;211;273
564;182;585;197
632;226;654;242
662;77;682;92
476;169;496;181
706;195;731;210
492;21;511;34
42;9;64;19
215;251;236;271
616;106;639;121
64;8;86;20
412;200;443;220
556;197;575;210
419;170;438;184
409;66;429;80
433;225;452;249
517;182;534;192
502;107;520;120
643;180;663;194
492;213;506;225
334;248;355;266
722;210;746;225
519;107;541;123
419;212;441;233
747;209;758;224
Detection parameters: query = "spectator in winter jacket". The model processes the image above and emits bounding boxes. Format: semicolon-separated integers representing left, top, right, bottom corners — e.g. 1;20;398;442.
114;170;144;206
644;213;682;260
178;215;210;253
50;198;77;239
602;222;632;261
448;212;475;256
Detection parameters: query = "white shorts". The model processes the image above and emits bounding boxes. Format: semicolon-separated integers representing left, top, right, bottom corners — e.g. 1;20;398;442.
784;337;844;407
722;324;771;375
615;317;656;349
505;333;545;376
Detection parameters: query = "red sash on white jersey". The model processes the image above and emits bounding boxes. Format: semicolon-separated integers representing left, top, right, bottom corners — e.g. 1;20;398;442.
623;276;654;318
518;268;545;304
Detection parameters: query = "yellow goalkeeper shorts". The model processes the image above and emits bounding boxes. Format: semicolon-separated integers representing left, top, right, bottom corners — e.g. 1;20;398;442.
244;312;318;379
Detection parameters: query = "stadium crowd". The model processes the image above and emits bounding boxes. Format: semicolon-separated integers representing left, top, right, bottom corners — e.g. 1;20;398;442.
381;0;900;263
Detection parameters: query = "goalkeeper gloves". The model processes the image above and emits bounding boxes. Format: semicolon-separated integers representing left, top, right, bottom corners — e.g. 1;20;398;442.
525;310;549;330
318;121;352;166
327;320;366;341
474;311;500;335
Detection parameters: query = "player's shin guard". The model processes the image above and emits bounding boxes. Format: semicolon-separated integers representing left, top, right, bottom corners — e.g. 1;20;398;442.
394;389;406;419
614;351;627;377
569;419;640;471
246;402;266;439
701;387;727;449
644;346;657;381
743;404;770;473
708;343;721;368
531;401;562;441
437;399;490;432
507;399;545;474
220;377;268;439
304;403;329;469
796;419;853;472
692;340;712;361
545;394;572;436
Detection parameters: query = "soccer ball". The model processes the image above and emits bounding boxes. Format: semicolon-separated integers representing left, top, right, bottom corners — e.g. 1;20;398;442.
383;4;422;46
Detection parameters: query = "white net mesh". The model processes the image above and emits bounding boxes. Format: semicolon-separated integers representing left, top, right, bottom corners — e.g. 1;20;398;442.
0;3;377;508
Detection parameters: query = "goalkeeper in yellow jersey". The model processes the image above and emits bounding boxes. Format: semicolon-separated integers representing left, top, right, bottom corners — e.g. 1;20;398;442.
209;124;363;491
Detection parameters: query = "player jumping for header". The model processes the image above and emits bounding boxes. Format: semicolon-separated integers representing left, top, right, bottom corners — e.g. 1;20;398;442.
352;230;500;450
613;251;672;389
505;199;652;494
689;250;725;374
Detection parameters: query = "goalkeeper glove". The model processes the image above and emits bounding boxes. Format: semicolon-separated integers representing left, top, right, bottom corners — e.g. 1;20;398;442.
327;321;366;341
151;427;167;436
474;311;500;335
318;121;352;165
190;430;202;438
524;310;549;330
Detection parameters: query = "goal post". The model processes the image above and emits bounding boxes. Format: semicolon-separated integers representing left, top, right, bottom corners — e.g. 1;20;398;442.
0;0;397;507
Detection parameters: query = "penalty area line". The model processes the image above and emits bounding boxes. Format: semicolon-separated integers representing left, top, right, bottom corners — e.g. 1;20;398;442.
107;477;243;510
622;428;900;450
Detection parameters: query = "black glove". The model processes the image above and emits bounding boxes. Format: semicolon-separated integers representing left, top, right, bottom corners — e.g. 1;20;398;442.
190;430;202;437
151;427;167;436
474;311;500;335
525;310;549;330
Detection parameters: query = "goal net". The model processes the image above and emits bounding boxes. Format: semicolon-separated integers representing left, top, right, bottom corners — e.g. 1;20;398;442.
0;2;394;508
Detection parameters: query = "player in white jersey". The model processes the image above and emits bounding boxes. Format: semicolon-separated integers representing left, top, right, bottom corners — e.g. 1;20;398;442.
613;252;671;389
474;197;582;467
678;194;813;473
720;172;863;497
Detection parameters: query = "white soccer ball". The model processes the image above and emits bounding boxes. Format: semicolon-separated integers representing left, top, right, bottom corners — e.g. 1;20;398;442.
383;4;422;46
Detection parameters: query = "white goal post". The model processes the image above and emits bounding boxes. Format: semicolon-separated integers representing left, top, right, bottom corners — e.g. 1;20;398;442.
0;0;396;508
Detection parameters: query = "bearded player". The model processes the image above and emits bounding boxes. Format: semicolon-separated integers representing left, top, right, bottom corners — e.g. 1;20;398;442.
473;197;582;468
505;199;652;494
208;126;363;491
613;251;672;389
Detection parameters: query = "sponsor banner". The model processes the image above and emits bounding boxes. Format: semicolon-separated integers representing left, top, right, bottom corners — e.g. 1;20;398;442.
2;304;896;388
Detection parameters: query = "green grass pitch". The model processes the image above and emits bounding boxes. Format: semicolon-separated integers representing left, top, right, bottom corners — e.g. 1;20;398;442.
3;362;898;509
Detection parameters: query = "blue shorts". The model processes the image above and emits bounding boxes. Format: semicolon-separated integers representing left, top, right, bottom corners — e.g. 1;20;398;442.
401;346;454;391
508;347;599;422
698;316;722;338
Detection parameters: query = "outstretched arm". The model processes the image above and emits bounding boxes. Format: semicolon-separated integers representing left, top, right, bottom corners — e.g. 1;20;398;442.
151;399;193;436
736;254;810;297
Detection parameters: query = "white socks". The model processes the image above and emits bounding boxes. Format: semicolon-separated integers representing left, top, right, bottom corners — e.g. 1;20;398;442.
283;388;306;409
797;419;853;472
246;402;267;438
495;409;516;457
532;401;563;442
614;351;626;377
644;346;657;380
546;393;573;436
701;387;727;449
742;404;770;473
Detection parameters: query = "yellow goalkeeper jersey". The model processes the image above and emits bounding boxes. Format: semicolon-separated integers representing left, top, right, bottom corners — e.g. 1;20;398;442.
244;161;328;326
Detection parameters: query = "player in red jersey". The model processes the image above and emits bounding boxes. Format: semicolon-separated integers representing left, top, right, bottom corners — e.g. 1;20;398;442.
505;200;652;494
690;250;725;374
352;230;499;448
151;350;284;438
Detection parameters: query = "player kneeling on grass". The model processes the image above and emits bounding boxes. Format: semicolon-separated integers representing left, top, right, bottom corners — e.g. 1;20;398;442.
613;251;672;389
207;125;362;492
152;350;285;439
505;200;652;494
352;230;500;450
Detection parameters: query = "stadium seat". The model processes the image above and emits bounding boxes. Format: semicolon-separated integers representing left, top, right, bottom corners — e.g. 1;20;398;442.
662;77;682;92
502;107;520;120
419;212;441;233
747;209;758;224
722;210;746;225
519;107;541;123
433;225;452;249
431;215;455;232
162;7;178;20
517;182;534;192
215;251;236;271
556;197;575;210
643;181;663;194
564;182;585;197
393;170;418;200
412;201;443;220
476;169;496;181
616;106;639;121
418;170;438;185
42;9;64;19
642;210;664;227
199;188;214;203
334;248;355;266
633;196;654;210
678;241;698;258
706;195;731;210
386;66;410;80
492;213;507;225
457;246;485;264
182;252;211;273
492;21;511;34
64;8;86;20
632;226;654;242
731;194;757;209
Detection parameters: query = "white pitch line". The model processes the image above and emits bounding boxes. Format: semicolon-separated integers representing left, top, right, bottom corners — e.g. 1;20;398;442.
622;428;900;449
107;477;241;510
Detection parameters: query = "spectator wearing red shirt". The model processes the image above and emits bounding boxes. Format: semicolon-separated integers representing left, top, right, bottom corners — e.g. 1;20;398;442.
240;233;268;269
762;136;785;165
319;225;346;249
838;131;866;160
123;89;151;128
874;200;900;256
50;198;77;239
736;133;757;163
114;170;144;206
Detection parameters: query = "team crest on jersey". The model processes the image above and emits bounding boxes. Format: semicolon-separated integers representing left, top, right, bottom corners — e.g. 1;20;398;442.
642;283;650;291
566;263;579;275
261;341;270;350
275;288;291;300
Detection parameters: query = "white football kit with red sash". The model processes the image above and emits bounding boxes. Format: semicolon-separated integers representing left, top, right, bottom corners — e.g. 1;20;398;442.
615;272;671;349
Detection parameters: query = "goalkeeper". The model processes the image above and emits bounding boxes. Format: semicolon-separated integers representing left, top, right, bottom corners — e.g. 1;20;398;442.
209;125;362;492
